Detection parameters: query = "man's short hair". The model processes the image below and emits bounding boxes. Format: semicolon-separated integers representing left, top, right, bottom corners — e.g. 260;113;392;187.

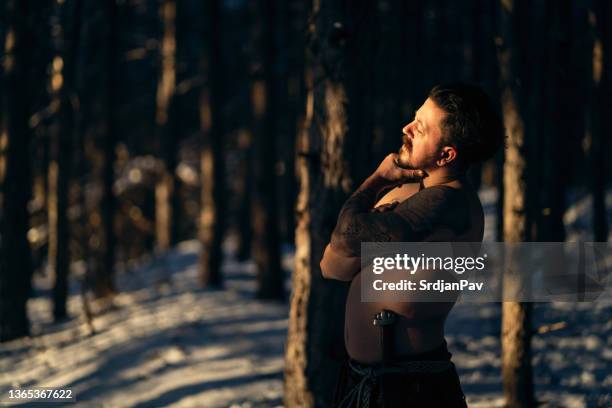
429;82;505;166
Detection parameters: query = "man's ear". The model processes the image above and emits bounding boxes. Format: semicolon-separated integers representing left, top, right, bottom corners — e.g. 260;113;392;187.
436;146;458;167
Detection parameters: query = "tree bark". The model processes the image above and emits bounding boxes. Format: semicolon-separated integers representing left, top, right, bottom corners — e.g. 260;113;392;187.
155;0;179;252
371;0;404;162
88;0;118;298
0;0;34;341
198;0;226;288
284;1;377;406
98;7;117;298
498;0;536;406
278;0;306;246
235;129;253;261
537;0;573;243
48;0;83;321
589;1;610;242
252;0;284;301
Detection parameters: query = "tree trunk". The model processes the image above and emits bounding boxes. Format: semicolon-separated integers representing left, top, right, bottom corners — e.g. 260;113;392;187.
95;0;117;296
284;1;377;406
469;0;502;193
0;0;34;342
470;0;503;240
89;0;118;298
252;0;284;301
501;302;534;408
372;0;404;162
498;0;536;406
235;129;253;261
48;0;83;321
590;1;610;242
155;0;178;253
198;0;226;288
277;0;305;246
283;1;307;247
536;0;572;243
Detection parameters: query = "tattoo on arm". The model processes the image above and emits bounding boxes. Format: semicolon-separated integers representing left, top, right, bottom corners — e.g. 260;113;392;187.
329;185;460;258
330;181;404;257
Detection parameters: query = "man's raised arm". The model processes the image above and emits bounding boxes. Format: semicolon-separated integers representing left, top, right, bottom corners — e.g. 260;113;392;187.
321;154;424;280
320;200;403;281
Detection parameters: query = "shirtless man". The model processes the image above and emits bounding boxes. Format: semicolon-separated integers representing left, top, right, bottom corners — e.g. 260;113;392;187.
320;83;504;407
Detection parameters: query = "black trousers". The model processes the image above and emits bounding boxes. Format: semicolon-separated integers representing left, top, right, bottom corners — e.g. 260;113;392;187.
332;344;467;408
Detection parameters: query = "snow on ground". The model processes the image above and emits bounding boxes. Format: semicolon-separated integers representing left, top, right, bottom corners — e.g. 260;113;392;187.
0;188;610;407
447;301;612;407
0;241;289;408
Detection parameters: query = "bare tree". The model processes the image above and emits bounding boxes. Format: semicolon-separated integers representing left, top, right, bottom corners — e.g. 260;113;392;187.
0;0;34;341
98;0;118;297
589;1;610;242
48;0;83;321
198;0;226;288
252;0;284;300
284;0;377;406
86;0;118;298
277;0;307;246
538;0;573;243
235;129;253;261
155;0;179;252
497;0;536;406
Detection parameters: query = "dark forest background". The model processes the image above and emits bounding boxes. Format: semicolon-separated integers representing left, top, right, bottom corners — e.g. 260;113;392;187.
1;0;610;407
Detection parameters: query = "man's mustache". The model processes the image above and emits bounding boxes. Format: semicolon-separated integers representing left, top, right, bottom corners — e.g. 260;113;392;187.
402;134;412;148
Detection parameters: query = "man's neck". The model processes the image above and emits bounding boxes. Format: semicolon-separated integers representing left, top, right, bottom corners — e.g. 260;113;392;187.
421;166;466;188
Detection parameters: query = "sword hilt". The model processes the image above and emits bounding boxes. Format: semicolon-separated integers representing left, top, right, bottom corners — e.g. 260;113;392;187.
373;309;397;326
373;309;397;365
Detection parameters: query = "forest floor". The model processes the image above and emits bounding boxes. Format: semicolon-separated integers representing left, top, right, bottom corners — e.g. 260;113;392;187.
0;187;610;408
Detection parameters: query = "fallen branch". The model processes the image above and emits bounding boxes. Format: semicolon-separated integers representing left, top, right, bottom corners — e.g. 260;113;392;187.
535;321;567;335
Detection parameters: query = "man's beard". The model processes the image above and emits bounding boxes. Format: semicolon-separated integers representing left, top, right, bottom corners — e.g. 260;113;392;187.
396;143;413;169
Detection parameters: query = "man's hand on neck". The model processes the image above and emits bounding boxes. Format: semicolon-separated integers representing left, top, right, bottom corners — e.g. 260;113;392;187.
360;153;468;201
368;153;425;193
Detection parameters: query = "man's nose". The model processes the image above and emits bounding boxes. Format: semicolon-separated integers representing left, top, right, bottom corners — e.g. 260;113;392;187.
402;122;414;136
